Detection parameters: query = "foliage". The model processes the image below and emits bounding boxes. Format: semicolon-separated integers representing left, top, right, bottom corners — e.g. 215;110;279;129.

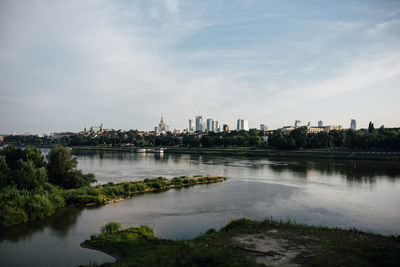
82;218;400;267
101;222;121;234
89;225;154;248
47;145;96;188
0;183;64;229
268;126;400;151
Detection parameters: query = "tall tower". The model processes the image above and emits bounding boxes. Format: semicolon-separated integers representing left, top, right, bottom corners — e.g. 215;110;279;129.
237;119;242;131
195;116;203;132
206;118;213;132
188;119;193;131
318;120;323;127
350;119;356;130
243;120;249;131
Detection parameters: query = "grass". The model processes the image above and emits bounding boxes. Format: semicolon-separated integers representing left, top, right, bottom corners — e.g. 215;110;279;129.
82;218;400;266
62;175;228;206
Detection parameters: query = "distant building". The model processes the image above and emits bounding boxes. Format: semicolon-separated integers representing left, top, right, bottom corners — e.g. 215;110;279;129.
223;124;229;132
307;122;311;127
155;116;169;133
318;120;323;127
206;118;214;132
295;120;301;127
260;124;268;132
350;119;356;130
0;136;4;142
90;123;104;134
237;119;249;131
188;119;193;131
12;131;16;136
215;120;219;132
195;116;203;132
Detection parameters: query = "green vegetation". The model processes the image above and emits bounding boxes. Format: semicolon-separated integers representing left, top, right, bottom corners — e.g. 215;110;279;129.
0;145;227;228
101;222;122;234
62;175;227;206
4;123;400;152
0;145;95;228
83;218;400;266
269;125;400;151
47;145;96;188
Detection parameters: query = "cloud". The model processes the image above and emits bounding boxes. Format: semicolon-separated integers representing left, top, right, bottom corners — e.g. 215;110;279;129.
368;19;400;34
165;0;179;15
283;49;400;99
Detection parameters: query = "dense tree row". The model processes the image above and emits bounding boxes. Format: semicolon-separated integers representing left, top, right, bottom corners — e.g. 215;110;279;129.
268;125;400;151
3;124;400;151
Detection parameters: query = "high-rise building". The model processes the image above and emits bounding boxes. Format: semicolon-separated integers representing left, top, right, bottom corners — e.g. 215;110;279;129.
350;119;356;130
237;119;249;131
195;116;203;132
242;120;249;131
188;119;193;131
223;124;229;132
206;118;214;132
215;120;219;132
318;120;323;127
295;120;301;127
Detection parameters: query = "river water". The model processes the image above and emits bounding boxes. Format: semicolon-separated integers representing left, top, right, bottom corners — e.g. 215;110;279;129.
1;151;400;266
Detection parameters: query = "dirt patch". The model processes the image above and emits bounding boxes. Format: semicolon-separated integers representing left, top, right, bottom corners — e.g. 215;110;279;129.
233;231;310;266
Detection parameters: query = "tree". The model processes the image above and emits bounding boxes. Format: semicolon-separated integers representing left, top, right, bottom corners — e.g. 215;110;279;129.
11;160;47;190
0;155;11;188
368;122;375;133
47;145;96;188
289;127;308;149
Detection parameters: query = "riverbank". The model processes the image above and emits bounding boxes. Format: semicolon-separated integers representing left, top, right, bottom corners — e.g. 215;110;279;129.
70;146;400;160
0;175;227;229
82;218;400;266
165;147;400;160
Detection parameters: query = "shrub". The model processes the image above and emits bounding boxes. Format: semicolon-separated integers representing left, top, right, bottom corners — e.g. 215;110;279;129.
101;222;121;234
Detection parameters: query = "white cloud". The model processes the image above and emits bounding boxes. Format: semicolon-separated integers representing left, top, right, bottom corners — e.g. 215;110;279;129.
165;0;179;15
283;49;400;99
368;19;400;34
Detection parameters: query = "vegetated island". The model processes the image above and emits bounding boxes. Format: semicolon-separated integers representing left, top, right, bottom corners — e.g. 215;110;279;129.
82;218;400;266
0;145;227;229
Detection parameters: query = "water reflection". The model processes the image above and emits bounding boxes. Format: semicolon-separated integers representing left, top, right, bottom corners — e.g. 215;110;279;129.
266;157;400;182
0;206;84;242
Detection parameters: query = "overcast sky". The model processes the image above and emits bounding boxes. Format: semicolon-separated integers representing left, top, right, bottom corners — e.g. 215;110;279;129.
1;0;399;134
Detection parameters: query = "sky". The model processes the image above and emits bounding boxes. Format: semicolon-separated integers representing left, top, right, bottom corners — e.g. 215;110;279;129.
1;0;399;134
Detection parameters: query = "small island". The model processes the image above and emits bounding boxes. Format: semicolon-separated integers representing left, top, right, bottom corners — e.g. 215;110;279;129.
82;218;400;266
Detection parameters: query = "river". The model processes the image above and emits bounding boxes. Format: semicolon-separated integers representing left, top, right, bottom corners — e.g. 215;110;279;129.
1;151;400;266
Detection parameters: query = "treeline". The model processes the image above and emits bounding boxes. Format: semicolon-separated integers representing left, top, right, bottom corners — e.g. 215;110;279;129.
0;145;96;228
268;124;400;151
4;124;400;151
4;129;264;148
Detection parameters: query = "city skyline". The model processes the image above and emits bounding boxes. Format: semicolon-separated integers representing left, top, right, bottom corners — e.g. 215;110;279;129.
1;1;399;134
2;116;367;136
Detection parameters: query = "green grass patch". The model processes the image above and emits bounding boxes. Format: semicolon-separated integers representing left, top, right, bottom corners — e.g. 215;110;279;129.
82;218;400;267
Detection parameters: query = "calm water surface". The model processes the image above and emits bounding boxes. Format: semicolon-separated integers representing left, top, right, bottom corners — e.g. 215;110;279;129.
1;151;400;266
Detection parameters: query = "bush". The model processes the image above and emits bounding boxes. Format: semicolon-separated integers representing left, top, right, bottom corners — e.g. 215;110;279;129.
101;222;121;234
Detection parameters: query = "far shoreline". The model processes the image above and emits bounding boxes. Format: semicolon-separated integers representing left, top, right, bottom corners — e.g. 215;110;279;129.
68;146;400;161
